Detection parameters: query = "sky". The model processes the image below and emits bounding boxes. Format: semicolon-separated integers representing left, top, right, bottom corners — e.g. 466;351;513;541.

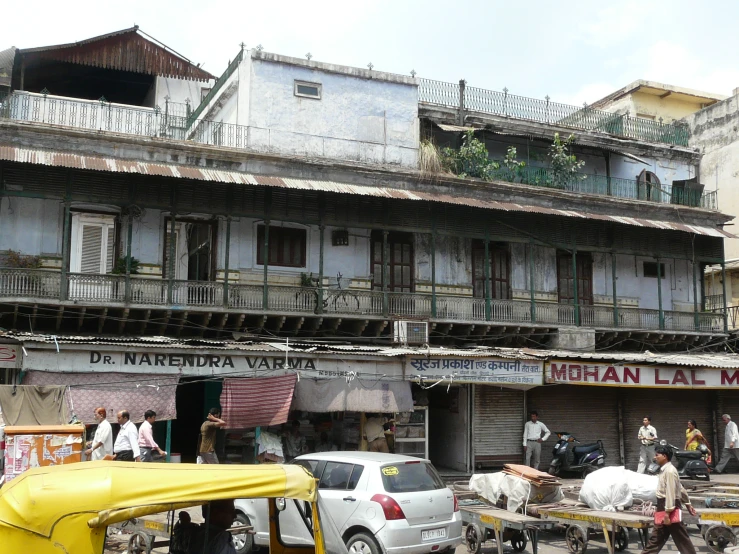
5;0;739;106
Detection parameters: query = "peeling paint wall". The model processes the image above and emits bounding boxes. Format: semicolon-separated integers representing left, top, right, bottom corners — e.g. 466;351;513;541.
0;196;61;257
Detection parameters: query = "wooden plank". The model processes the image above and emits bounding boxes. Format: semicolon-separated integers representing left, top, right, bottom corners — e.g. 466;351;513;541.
539;507;653;528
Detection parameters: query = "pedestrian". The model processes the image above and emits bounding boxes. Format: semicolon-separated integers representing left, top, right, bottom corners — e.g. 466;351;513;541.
364;414;390;453
315;431;336;453
198;407;226;464
285;419;307;461
85;407;113;461
714;414;739;474
639;444;697;554
523;411;550;470
112;410;140;462
138;410;167;462
637;416;658;474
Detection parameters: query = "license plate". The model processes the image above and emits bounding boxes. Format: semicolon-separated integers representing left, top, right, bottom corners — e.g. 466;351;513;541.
422;528;446;541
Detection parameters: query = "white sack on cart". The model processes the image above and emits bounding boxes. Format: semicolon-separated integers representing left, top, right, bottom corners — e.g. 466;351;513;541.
469;473;562;512
625;470;658;503
579;466;633;511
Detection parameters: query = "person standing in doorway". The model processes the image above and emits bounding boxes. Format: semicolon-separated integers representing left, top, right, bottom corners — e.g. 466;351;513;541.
364;414;390;453
85;407;113;461
639;445;696;554
715;414;739;474
198;408;226;464
523;411;550;470
113;410;141;462
138;410;167;462
638;416;658;474
285;420;307;461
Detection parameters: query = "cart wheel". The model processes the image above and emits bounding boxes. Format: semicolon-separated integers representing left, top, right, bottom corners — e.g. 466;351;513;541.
511;530;528;552
127;532;152;554
466;523;484;554
610;528;628;552
565;525;588;554
705;525;737;554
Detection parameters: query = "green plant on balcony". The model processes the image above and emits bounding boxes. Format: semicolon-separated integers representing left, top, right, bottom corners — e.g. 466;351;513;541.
440;131;527;182
111;256;141;275
300;272;318;287
548;133;585;190
4;249;42;269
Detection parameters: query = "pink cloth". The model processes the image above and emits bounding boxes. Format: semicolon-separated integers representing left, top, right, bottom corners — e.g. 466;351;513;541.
138;419;159;449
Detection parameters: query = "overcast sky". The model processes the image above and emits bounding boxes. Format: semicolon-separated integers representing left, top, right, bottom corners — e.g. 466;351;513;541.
6;0;739;105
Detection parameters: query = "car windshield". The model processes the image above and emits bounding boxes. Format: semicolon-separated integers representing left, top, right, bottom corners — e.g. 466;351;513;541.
380;461;445;493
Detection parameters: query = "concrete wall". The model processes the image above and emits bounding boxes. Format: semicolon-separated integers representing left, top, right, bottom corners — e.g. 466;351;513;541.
0;197;61;257
686;94;739;261
154;76;212;110
599;92;707;124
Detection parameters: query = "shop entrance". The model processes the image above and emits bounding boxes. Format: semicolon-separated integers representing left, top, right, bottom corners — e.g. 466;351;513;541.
425;384;470;474
172;377;223;463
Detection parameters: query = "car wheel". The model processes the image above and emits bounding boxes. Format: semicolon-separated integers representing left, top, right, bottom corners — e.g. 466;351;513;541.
347;531;381;554
232;512;254;554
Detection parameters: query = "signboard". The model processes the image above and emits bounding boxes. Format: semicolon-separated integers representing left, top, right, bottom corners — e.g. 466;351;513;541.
0;345;20;368
409;357;543;385
547;360;739;389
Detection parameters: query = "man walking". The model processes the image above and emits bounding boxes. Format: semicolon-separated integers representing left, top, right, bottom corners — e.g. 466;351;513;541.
638;416;658;474
85;407;113;461
715;414;739;474
138;410;167;462
523;411;550;470
640;445;697;554
113;410;140;462
198;407;226;464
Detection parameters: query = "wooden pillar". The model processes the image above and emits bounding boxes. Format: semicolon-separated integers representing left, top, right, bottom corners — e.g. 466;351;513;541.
125;208;134;302
431;220;437;318
722;259;729;333
484;229;491;321
263;190;272;310
318;224;325;314
605;151;612;196
167;210;176;305
223;216;231;308
60;172;73;301
693;258;699;331
657;256;664;330
528;240;536;323
19;55;25;91
612;252;618;327
572;245;580;326
382;230;389;317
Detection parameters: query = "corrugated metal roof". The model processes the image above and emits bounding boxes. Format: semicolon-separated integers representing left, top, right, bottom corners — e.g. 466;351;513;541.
0;144;731;238
543;350;739;369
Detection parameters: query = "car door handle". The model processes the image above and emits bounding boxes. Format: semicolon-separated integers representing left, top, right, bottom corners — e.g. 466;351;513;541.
343;496;357;502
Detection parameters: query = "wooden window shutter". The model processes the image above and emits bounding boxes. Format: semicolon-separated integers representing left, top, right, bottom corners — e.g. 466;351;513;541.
80;225;104;274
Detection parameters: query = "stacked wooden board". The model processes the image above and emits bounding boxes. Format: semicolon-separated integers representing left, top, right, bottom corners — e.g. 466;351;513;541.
503;464;562;486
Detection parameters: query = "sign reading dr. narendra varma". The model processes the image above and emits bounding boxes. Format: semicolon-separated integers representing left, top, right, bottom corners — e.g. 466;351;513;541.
547;360;739;388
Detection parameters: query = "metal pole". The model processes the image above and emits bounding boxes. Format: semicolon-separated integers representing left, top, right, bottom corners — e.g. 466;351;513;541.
529;240;536;323
612;252;618;327
165;420;171;463
693;258;699;331
431;221;437;318
722;259;729;333
263;190;272;310
167;211;176;304
60;172;72;301
605;152;612;196
657;256;664;330
572;246;580;326
223;216;231;308
484;230;491;321
318;224;325;314
125;209;133;302
382;231;389;317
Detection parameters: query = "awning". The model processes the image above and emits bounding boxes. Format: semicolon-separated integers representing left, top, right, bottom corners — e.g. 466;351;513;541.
293;379;413;413
220;374;297;429
22;371;178;424
0;145;731;238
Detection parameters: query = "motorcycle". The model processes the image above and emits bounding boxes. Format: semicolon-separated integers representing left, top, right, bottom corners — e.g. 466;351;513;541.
646;440;710;481
547;432;607;478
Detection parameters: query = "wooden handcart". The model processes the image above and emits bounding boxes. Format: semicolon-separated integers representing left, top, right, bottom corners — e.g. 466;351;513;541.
698;508;739;553
461;501;556;554
537;506;653;554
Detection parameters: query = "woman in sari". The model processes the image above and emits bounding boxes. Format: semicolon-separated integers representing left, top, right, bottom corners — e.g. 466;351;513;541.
685;419;712;464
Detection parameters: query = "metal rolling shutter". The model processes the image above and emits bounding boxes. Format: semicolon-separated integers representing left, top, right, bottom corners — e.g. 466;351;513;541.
623;389;714;471
716;391;739;472
473;385;525;469
527;385;620;470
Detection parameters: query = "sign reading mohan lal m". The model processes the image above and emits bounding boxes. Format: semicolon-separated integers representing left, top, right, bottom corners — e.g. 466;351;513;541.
409;357;543;385
548;360;739;388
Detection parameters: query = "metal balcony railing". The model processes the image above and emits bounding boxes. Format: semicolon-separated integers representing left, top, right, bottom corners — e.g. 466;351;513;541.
419;78;691;147
0;269;726;333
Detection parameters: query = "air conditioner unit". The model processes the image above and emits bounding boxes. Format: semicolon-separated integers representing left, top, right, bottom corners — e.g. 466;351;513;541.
393;320;429;345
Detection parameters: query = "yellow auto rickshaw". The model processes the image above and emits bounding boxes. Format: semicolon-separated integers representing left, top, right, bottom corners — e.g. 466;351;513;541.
0;461;348;554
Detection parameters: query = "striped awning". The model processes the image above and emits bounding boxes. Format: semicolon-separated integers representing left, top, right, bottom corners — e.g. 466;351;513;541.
220;374;297;429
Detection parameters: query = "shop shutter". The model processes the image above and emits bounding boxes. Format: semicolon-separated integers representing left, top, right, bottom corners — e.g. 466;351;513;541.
473;385;524;469
527;385;620;470
623;389;714;471
717;391;739;472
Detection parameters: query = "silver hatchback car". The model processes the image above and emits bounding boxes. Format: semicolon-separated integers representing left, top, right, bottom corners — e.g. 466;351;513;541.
234;452;462;554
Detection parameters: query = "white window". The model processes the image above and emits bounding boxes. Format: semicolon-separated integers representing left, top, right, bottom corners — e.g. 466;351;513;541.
70;214;116;274
294;80;322;100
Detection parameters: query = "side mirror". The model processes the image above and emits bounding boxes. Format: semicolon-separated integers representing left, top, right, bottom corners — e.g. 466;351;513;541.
276;498;287;511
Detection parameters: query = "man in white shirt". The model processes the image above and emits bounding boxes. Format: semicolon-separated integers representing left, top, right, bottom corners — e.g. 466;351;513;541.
715;414;739;474
522;411;550;470
85;407;113;461
637;416;658;474
113;410;141;462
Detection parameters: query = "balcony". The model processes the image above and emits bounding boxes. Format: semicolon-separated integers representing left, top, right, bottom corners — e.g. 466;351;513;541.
0;269;724;336
419;78;690;147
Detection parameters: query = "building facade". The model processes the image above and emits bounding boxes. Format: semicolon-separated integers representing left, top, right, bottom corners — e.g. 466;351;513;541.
1;29;738;475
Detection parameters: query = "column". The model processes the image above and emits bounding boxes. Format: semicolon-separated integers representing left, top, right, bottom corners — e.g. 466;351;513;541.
223;216;231;308
656;256;664;330
60;173;72;301
572;246;580;326
125;208;133;302
263;189;272;310
165;420;171;463
431;221;437;318
528;240;536;323
167;211;176;304
612;252;618;327
693;259;699;331
318;223;325;314
382;231;389;317
484;229;491;321
722;259;729;333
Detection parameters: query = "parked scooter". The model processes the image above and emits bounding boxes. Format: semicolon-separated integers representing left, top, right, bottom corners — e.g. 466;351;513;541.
646;440;710;481
547;432;607;478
